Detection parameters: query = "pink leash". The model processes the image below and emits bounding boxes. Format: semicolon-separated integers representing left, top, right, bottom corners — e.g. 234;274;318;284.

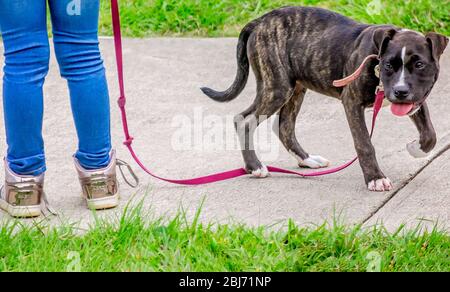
110;0;384;185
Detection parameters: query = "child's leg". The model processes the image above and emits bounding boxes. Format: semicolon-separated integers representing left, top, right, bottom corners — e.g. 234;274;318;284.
0;0;49;176
48;0;112;169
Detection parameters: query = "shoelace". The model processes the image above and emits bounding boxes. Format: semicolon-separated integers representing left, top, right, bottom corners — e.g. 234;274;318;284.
41;191;58;217
117;158;140;188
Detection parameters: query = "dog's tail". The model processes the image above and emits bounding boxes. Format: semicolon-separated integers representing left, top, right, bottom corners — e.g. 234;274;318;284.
201;23;255;102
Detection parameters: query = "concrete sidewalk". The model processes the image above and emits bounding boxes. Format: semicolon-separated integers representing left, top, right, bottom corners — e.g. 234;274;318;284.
0;38;449;231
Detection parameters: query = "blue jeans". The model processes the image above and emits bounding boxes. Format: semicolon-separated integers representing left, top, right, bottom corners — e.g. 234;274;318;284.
0;0;112;175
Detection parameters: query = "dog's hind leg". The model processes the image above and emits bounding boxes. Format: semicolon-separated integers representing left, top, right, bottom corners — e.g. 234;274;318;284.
275;82;330;169
235;104;266;177
235;80;295;178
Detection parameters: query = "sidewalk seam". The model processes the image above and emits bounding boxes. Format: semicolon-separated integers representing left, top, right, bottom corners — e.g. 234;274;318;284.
361;141;450;225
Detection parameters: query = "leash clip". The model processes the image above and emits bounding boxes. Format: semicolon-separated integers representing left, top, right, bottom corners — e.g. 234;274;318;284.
374;64;381;79
376;83;384;94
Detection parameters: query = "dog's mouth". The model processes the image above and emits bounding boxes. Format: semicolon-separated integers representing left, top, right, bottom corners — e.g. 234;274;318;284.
388;89;432;117
390;102;419;117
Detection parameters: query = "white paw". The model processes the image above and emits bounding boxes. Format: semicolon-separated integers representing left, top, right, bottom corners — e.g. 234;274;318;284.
406;140;429;158
368;178;393;192
298;155;330;169
251;164;269;178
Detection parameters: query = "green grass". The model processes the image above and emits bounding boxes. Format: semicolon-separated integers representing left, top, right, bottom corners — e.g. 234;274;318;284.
0;203;448;272
98;0;449;37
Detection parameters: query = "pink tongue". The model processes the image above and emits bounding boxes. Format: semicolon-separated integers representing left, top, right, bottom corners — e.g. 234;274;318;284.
391;103;414;117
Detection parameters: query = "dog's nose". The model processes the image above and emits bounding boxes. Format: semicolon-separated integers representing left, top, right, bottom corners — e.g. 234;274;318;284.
393;85;410;100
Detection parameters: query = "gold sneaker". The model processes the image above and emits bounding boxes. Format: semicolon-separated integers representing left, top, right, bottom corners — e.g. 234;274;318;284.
74;150;138;210
0;161;44;218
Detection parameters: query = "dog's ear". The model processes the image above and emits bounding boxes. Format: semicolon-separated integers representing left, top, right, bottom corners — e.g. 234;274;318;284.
372;27;397;58
426;32;449;61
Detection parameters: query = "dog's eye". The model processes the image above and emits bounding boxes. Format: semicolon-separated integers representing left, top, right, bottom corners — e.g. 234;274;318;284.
415;61;425;69
384;62;393;71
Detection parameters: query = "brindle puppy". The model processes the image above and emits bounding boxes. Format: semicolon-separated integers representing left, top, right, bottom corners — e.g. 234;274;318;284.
201;6;448;191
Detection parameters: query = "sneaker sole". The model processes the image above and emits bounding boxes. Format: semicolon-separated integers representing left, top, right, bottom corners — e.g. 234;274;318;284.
0;198;41;218
86;193;120;210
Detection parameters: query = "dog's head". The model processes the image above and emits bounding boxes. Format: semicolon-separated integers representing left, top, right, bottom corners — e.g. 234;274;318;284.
373;28;448;116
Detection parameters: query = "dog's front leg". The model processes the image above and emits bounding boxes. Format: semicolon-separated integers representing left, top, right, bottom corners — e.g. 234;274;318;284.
407;102;437;158
343;98;393;192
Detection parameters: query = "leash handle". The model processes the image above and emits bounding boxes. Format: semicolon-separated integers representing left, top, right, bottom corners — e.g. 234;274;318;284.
110;0;384;185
